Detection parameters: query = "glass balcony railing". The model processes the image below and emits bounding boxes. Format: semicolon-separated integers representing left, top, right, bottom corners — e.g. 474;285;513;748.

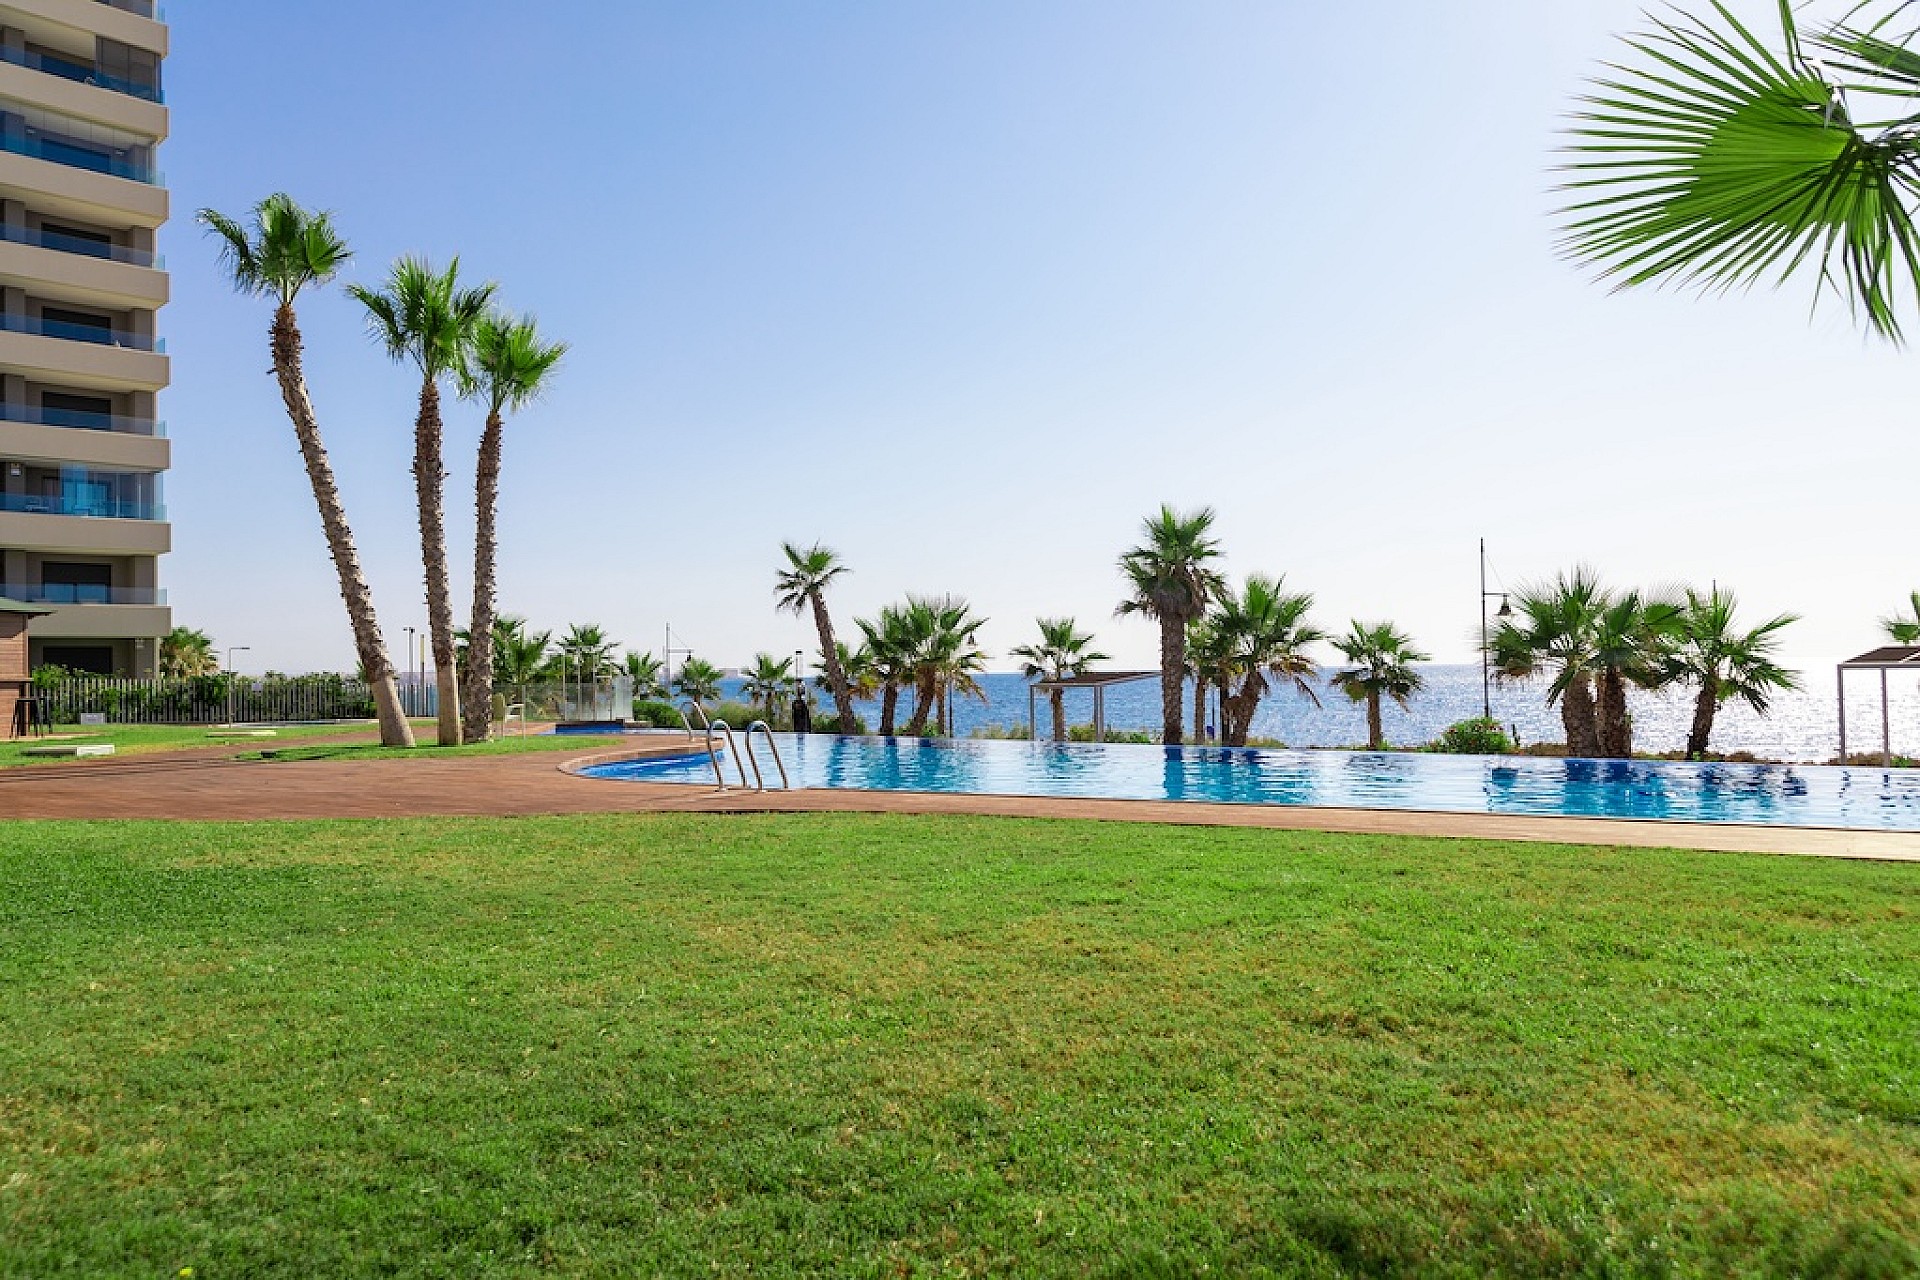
0;402;163;436
0;313;162;352
0;582;164;605
0;221;159;267
0;47;163;104
1;130;159;184
96;0;158;18
0;491;163;520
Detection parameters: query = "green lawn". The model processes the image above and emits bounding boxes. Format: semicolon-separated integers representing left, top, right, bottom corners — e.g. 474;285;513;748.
2;815;1915;1276
245;732;620;763
0;720;378;768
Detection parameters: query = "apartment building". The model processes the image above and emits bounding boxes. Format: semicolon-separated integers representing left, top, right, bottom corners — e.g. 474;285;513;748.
0;0;167;677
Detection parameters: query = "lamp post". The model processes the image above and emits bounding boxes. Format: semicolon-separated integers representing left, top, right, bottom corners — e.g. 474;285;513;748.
403;625;417;715
1478;539;1511;720
224;645;250;724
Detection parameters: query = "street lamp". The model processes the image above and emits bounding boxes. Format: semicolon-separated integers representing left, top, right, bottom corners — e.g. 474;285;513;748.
404;626;417;715
224;645;250;724
1478;539;1511;720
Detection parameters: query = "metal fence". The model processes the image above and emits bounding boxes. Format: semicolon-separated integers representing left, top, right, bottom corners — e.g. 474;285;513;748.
33;675;378;725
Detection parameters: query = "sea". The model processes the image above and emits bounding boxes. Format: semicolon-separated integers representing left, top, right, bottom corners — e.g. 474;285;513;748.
714;664;1920;763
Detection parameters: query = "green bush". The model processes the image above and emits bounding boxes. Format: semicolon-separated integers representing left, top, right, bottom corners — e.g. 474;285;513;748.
1428;717;1514;755
812;713;869;735
630;698;684;728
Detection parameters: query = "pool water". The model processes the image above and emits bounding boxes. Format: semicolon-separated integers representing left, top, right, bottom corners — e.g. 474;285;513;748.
579;734;1920;831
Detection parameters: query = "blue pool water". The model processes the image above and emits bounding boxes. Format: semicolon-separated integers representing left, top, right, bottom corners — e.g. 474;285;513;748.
580;733;1920;831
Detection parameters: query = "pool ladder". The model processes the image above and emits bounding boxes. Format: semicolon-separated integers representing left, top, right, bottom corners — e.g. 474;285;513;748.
703;719;792;792
674;698;708;740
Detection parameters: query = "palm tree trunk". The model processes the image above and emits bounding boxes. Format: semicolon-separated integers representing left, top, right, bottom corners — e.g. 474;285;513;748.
1367;691;1383;750
413;379;461;747
461;407;505;743
271;305;413;748
1225;679;1261;747
904;671;937;735
879;684;900;737
1192;675;1206;742
1563;675;1600;759
1160;615;1186;745
809;597;855;731
1686;677;1719;759
1050;688;1066;742
1596;670;1632;759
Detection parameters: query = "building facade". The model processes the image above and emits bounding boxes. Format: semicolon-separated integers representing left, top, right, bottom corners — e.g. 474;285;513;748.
0;0;167;677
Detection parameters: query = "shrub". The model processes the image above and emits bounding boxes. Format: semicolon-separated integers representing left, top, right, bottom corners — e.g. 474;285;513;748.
1428;717;1514;755
971;724;1033;740
813;713;869;735
630;698;684;728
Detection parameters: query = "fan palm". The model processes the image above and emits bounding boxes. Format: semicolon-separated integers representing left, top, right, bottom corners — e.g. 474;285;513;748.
900;595;986;736
1666;588;1802;758
159;626;218;678
1590;590;1686;759
1117;505;1225;745
1330;621;1430;751
1011;617;1109;742
742;653;796;722
672;656;724;707
459;310;565;741
1210;574;1323;747
198;195;413;747
347;257;496;746
622;650;666;699
1560;1;1920;341
775;543;856;732
856;605;917;736
491;617;551;706
556;623;619;681
1882;589;1920;643
1186;617;1234;743
1490;568;1608;759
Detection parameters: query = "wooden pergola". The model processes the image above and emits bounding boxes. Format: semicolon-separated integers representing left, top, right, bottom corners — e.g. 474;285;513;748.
1027;671;1158;742
1836;645;1920;766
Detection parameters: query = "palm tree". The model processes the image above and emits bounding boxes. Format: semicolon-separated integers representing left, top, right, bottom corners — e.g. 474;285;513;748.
857;605;917;736
1012;618;1110;742
347;257;496;746
900;595;986;736
197;195;414;747
1210;574;1323;747
673;657;724;708
775;543;856;732
1883;591;1920;644
1589;590;1685;759
622;650;666;699
159;626;218;678
1490;568;1608;760
492;617;552;707
1186;617;1233;743
1117;506;1225;745
459;310;565;742
1560;3;1920;342
556;623;619;682
1329;621;1429;751
742;653;795;722
1666;589;1801;759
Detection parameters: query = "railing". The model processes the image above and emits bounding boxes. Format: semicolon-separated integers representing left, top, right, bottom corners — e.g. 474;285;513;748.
0;402;163;435
704;719;751;790
745;720;791;789
0;46;163;103
31;674;376;725
0;221;159;267
0;491;162;519
0;130;159;184
0;312;162;351
96;0;158;17
0;582;163;605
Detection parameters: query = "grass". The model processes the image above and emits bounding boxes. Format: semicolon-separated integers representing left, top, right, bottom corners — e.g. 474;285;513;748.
244;732;620;763
0;720;377;767
1;814;1916;1276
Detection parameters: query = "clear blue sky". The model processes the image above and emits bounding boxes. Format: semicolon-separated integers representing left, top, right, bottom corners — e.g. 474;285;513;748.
165;1;1914;675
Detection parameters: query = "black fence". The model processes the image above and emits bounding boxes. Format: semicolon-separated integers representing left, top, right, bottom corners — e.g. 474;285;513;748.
33;675;378;725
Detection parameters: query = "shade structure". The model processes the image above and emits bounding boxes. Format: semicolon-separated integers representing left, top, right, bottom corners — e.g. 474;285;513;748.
1026;671;1159;742
1836;647;1920;766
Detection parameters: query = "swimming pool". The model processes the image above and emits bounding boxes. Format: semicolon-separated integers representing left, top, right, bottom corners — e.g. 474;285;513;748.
579;733;1920;831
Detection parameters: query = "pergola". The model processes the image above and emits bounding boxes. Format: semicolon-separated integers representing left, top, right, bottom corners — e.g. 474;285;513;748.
1836;646;1920;766
1027;671;1158;742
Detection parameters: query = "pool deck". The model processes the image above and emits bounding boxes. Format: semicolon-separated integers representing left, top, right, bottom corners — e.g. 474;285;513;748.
0;733;1916;862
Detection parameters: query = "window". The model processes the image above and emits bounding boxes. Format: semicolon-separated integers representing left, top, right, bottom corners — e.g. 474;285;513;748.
40;307;113;344
41;392;114;429
41;561;110;604
40;644;113;675
40;223;113;259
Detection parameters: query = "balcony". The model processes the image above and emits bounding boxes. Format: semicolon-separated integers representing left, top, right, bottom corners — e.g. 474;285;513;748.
97;0;158;17
0;490;162;520
0;47;162;104
0;581;163;604
0;220;158;266
0;311;160;351
0;401;160;435
0;127;157;184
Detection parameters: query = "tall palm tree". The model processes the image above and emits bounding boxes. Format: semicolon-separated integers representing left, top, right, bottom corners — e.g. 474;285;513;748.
197;195;413;747
1011;618;1110;742
1330;621;1430;751
776;543;856;731
1490;567;1608;760
556;623;619;681
1210;574;1323;747
1560;2;1920;342
1589;590;1685;759
159;625;218;678
1882;590;1920;644
348;257;496;746
673;657;724;707
622;650;666;699
856;605;917;736
459;310;565;742
1666;589;1801;758
1117;505;1225;745
901;595;986;736
1186;617;1233;743
491;617;552;707
742;653;795;722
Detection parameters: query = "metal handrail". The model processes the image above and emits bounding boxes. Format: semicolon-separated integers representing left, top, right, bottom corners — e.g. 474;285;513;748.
744;720;791;789
665;704;696;739
680;698;710;731
703;719;752;791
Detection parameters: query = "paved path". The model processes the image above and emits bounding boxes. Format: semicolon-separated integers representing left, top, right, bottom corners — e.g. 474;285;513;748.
2;737;1917;861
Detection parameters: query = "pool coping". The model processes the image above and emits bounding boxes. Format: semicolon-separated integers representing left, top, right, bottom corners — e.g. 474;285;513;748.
561;741;1920;862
